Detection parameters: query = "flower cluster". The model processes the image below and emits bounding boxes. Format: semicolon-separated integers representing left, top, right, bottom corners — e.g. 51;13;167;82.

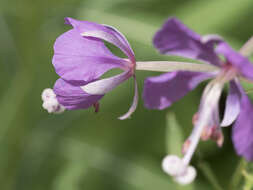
42;17;253;185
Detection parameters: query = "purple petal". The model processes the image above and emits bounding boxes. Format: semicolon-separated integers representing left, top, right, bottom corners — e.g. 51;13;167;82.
143;71;213;110
201;34;223;46
65;17;135;61
221;80;241;127
118;75;138;120
81;71;132;95
53;78;103;110
232;82;253;161
53;29;126;82
153;18;221;65
216;42;253;81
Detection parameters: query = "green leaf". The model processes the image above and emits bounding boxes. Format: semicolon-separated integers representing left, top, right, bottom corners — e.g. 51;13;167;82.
166;112;184;156
197;161;224;190
229;159;247;190
242;170;253;190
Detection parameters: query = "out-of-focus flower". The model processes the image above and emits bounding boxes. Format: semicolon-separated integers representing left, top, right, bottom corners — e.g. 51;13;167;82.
143;17;253;184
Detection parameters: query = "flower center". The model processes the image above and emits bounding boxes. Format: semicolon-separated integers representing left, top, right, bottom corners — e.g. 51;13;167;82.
123;59;136;75
216;62;238;83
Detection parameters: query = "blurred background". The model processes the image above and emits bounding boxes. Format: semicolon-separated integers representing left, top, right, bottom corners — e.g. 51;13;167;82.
1;0;253;189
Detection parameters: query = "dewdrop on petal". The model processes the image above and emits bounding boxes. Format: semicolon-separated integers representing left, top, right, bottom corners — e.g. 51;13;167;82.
42;88;65;114
174;166;197;185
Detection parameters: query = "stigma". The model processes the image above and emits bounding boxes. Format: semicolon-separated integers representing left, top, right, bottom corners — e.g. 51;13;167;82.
41;88;65;114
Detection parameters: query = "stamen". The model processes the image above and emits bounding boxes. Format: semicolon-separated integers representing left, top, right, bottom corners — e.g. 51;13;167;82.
41;88;65;114
200;127;213;141
216;134;224;147
41;88;56;101
93;102;100;113
182;140;191;154
210;128;224;147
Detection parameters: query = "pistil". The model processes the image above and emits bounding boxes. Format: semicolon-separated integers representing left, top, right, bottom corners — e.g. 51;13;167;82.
162;80;225;184
135;61;219;73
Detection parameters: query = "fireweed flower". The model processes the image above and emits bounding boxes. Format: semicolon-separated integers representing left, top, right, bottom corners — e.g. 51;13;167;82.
143;18;253;184
42;17;217;119
42;17;139;119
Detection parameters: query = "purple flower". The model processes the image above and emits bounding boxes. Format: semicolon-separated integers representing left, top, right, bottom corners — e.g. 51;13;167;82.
42;17;138;120
143;18;253;183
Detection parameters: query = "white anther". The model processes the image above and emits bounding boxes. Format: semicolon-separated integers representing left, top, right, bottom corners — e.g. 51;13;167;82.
41;88;56;101
162;155;186;176
43;98;58;113
53;104;65;114
41;88;65;114
174;166;197;185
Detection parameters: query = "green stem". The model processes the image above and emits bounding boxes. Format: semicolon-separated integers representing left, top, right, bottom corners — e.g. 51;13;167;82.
229;159;247;190
242;170;253;190
197;161;224;190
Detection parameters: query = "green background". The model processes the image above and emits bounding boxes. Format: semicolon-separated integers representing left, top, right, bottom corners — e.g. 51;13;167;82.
1;0;253;189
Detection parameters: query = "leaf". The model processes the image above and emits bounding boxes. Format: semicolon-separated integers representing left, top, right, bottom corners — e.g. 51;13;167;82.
229;158;247;190
242;170;253;190
197;161;224;190
166;112;184;156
